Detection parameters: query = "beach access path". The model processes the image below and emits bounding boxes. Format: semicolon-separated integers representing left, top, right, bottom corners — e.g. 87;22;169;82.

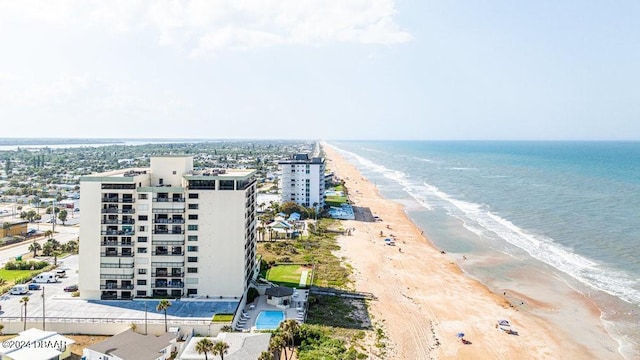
322;143;618;360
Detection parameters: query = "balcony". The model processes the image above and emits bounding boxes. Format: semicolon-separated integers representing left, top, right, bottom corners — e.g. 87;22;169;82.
101;292;134;300
100;263;135;268
101;230;136;236
100;284;134;290
153;197;185;203
101;197;135;203
152;272;184;277
152;240;185;246
101;219;136;225
101;208;135;214
152;251;184;256
101;241;134;247
152;282;184;289
100;274;135;279
101;252;134;257
153;218;185;224
152;229;184;235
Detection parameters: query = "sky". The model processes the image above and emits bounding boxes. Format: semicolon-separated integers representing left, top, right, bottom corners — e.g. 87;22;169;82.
0;0;639;141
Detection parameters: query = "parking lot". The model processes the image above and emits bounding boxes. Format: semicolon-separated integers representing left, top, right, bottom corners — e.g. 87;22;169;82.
0;255;80;318
0;255;237;322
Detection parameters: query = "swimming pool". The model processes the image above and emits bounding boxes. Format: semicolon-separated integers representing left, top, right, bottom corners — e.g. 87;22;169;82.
255;310;285;330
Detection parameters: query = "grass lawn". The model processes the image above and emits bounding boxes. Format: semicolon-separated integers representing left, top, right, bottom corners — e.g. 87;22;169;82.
325;196;348;207
266;264;312;288
212;313;234;322
0;269;37;285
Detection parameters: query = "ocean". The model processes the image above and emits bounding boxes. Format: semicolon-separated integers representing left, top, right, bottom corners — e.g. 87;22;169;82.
329;141;640;359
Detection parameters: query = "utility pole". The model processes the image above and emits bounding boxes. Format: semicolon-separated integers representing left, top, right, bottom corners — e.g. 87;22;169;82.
144;301;148;335
52;199;56;234
42;286;46;330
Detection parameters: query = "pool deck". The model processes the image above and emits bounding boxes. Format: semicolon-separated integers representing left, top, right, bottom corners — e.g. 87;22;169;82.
236;289;309;331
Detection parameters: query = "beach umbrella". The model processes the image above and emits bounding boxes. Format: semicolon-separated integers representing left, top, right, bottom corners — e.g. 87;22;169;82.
456;332;465;338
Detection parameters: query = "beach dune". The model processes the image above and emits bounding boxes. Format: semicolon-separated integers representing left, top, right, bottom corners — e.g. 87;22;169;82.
323;143;619;360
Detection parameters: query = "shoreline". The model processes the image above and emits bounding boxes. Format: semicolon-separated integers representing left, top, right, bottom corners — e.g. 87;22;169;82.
322;142;621;359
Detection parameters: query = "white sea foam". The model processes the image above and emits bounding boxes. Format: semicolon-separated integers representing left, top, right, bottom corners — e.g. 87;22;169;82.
420;181;640;305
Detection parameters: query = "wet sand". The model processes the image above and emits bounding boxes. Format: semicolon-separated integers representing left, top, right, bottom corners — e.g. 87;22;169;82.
323;142;621;359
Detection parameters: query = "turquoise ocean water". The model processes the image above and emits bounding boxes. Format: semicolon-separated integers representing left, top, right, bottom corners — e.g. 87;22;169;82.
329;141;640;358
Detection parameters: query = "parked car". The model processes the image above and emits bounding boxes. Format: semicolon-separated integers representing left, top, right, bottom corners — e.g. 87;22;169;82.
64;284;78;292
10;285;28;295
55;269;67;278
28;283;41;290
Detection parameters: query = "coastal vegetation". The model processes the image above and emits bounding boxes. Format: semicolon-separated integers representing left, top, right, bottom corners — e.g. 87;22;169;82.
259;217;372;359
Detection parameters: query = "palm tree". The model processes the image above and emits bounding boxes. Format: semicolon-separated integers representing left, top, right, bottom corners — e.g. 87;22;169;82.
269;333;287;360
195;338;213;360
44;230;53;239
42;242;53;256
280;319;299;360
156;299;171;332
20;296;30;330
28;241;42;257
258;351;272;360
212;341;229;360
58;209;68;225
52;250;62;266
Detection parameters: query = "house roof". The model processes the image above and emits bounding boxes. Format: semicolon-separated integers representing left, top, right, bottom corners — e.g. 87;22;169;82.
0;328;75;359
87;329;176;360
179;333;271;360
267;220;292;229
265;286;294;297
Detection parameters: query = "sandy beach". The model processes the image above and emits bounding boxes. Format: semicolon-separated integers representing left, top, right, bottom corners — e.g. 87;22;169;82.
322;143;621;360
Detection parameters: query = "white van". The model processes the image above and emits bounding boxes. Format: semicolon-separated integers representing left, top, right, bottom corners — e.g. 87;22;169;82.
33;272;58;283
10;285;28;295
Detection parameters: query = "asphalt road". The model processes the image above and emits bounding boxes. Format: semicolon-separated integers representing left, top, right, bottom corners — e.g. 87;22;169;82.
0;221;80;267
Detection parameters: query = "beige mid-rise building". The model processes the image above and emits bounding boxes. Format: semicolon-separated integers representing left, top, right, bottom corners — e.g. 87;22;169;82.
79;156;257;300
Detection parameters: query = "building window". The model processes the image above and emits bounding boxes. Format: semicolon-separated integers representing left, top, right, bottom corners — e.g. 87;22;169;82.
137;248;147;253
137;279;147;285
187;257;198;263
138;215;148;221
172;171;177;175
188;193;199;199
138;269;147;275
138;194;148;200
188;204;199;210
139;226;146;232
187;289;197;295
188;214;198;220
187;235;198;242
187;225;198;231
187;267;198;273
137;290;147;296
187;246;198;252
138;236;148;243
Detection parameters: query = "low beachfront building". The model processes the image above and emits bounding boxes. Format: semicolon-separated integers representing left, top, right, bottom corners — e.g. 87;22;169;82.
82;329;177;360
265;286;294;308
279;153;326;209
0;220;28;238
79;156;258;300
179;332;271;360
0;328;75;360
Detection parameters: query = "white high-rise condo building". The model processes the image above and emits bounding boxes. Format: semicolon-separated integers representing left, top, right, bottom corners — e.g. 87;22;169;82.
279;154;326;209
79;156;257;300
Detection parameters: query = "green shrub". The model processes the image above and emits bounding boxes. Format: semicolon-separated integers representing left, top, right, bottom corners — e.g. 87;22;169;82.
4;260;49;271
246;287;259;303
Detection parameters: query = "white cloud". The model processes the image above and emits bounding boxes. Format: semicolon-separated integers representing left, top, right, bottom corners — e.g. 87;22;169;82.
0;0;412;56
